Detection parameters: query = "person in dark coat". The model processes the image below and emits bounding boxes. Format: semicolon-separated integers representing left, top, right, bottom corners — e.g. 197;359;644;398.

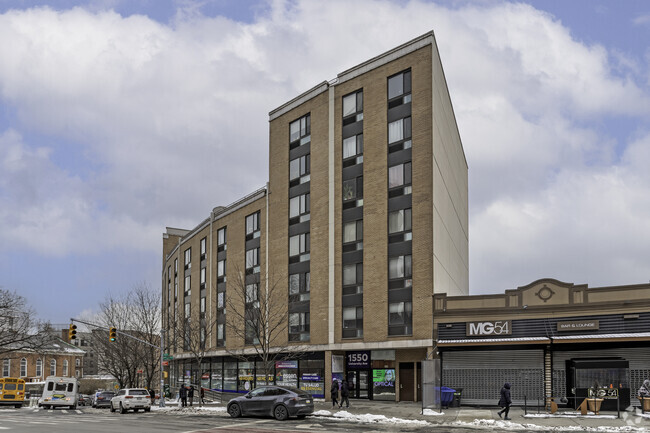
149;388;155;405
188;385;195;406
497;382;512;420
330;380;339;407
200;387;205;404
339;380;350;409
179;385;187;407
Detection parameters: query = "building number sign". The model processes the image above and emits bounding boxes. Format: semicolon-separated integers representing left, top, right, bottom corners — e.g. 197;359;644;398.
346;351;371;369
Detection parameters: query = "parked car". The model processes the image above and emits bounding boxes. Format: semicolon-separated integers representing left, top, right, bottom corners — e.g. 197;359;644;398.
227;386;314;421
91;390;104;407
110;388;151;413
94;391;116;409
80;394;93;406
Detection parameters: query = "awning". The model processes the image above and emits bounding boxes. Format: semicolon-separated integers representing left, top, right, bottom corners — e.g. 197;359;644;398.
437;337;550;347
551;332;650;344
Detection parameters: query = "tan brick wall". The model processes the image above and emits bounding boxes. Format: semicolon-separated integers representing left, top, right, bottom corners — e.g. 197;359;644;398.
3;351;83;379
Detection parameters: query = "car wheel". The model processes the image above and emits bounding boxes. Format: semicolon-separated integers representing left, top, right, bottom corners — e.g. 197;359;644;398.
15;404;21;409
119;403;126;414
228;403;241;418
110;403;115;413
144;407;151;412
274;404;288;421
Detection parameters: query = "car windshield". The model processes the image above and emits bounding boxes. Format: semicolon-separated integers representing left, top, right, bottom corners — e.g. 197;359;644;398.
100;392;115;397
129;390;149;396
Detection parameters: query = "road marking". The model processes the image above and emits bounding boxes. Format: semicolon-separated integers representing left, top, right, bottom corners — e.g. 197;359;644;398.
61;410;68;414
76;410;82;414
181;419;270;433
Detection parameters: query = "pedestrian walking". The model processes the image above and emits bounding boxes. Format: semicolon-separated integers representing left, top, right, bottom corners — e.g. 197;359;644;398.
339;380;350;409
497;382;512;420
330;380;339;407
200;387;205;405
188;385;195;406
149;388;155;405
179;385;187;407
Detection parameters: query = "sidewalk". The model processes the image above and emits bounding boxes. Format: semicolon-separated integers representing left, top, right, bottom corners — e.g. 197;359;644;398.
310;400;650;431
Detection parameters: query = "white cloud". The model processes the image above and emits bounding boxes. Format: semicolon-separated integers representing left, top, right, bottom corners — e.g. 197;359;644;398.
632;14;650;26
0;0;648;295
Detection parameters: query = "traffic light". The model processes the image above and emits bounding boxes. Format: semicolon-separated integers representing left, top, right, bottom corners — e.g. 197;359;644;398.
109;327;117;342
68;323;77;340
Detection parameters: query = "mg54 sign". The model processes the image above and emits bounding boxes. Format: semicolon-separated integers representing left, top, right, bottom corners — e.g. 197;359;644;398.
466;320;512;337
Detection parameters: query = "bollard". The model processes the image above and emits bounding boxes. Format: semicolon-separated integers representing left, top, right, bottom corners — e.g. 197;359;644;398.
524;395;527;415
617;394;620;419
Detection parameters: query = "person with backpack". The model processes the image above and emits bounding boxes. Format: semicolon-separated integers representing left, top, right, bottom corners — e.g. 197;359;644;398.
339;380;350;409
330;379;339;407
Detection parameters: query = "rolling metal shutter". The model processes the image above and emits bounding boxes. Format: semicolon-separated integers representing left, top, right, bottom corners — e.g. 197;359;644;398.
552;347;650;407
442;349;544;405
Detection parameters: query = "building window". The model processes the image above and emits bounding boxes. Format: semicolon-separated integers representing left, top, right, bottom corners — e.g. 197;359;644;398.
343;220;363;244
342;90;363;124
343;306;363;338
217;227;227;250
217;323;224;340
246;248;260;271
167;265;172;304
289;233;310;259
343;263;363;290
388;162;412;195
289;193;310;222
63;360;69;376
184;275;191;297
389;208;412;242
50;359;56;376
245;309;260;345
388;301;412;335
217;259;226;278
20;358;27;377
200;297;206;317
343;176;363;203
2;359;9;377
218;292;225;309
343;134;364;162
174;259;178;299
246;212;260;238
200;237;207;259
75;358;80;367
289;154;310;183
36;359;42;377
388;69;412;104
289;272;310;302
200;267;206;289
289;312;310;342
289;113;311;147
184;248;191;270
245;284;259;306
389;255;412;280
388;117;412;147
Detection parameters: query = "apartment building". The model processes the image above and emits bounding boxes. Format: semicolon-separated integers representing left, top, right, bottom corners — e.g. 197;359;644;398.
162;31;468;402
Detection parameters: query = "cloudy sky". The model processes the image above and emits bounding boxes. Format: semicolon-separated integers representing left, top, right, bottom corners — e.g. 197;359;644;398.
0;0;649;323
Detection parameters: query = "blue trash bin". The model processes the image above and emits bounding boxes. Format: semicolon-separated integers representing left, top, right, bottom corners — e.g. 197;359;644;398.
441;386;456;408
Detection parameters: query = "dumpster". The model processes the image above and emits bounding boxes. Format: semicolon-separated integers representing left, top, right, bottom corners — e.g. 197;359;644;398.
441;386;456;408
449;387;463;407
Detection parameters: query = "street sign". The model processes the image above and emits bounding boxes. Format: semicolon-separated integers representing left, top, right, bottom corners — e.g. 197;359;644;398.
162;361;169;366
163;354;174;360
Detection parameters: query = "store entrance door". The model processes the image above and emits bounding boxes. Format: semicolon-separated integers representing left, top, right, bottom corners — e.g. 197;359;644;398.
347;370;370;399
399;363;415;401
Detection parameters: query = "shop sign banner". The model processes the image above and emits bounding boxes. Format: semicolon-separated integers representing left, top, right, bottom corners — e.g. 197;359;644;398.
557;320;599;331
301;373;320;381
275;360;298;369
347;351;371;369
466;320;511;336
372;369;396;387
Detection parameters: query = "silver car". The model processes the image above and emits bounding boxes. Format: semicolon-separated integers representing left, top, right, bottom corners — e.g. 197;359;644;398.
110;388;151;413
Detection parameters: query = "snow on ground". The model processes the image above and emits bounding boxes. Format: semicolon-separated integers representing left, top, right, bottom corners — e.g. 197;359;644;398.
311;410;430;426
524;413;617;419
151;404;227;414
452;419;649;432
422;409;444;416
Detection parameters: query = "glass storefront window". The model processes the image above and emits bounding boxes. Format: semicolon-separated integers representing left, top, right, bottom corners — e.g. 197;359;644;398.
255;360;275;387
239;361;255;392
223;362;237;392
576;368;629;389
211;362;223;391
299;359;324;398
372;369;396;401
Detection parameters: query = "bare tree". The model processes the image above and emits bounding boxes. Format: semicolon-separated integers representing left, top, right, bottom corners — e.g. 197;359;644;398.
224;266;307;387
0;288;49;357
93;283;160;389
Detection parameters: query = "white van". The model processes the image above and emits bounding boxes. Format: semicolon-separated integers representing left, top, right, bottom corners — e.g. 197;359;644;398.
38;376;79;409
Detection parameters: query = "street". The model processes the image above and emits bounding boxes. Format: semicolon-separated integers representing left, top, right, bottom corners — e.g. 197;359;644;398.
0;406;555;433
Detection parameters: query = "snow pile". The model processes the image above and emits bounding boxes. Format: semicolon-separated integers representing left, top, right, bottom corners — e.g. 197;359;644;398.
525;413;617;419
453;419;650;432
311;410;429;426
423;409;444;416
151;405;227;414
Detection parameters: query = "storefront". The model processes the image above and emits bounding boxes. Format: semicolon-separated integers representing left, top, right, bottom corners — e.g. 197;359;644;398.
171;352;325;398
434;279;650;408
